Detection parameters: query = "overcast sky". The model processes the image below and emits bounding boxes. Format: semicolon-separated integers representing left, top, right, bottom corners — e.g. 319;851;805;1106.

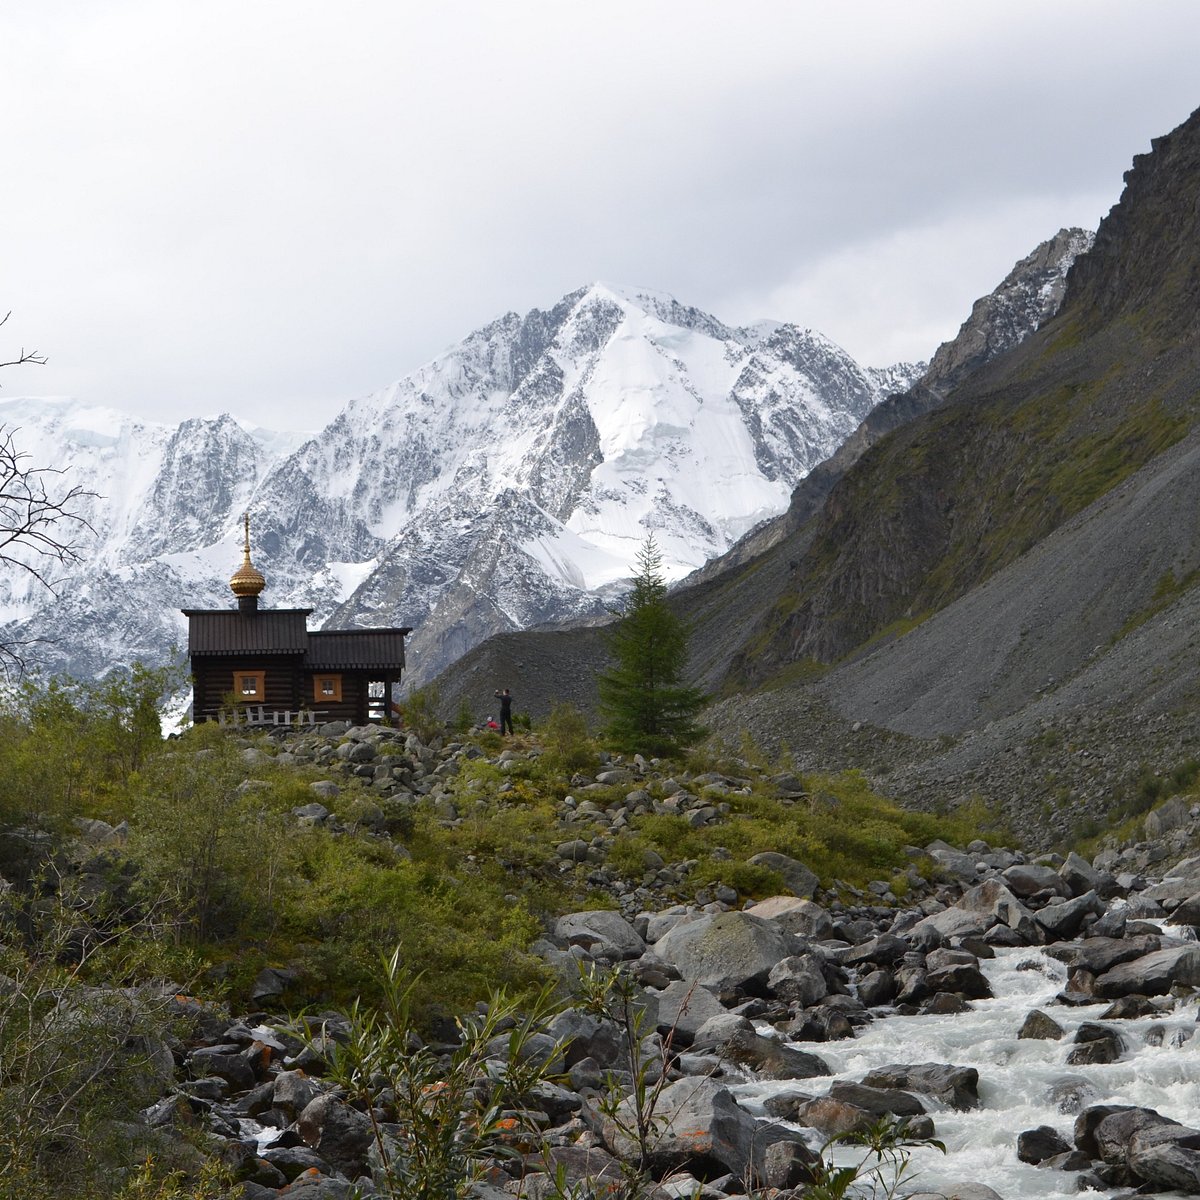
3;1;1199;431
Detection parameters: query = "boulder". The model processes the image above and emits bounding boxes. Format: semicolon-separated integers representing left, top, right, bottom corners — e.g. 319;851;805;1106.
297;1094;374;1177
1017;1009;1064;1040
959;879;1042;943
555;911;646;960
924;841;981;880
746;852;819;898
1003;863;1070;899
786;1005;856;1042
857;969;897;1007
598;1076;804;1184
1144;795;1192;840
1017;1125;1072;1164
1142;855;1200;906
767;954;830;1007
758;1137;819;1189
1166;891;1200;927
652;911;792;993
1034;891;1104;940
721;1026;830;1080
749;895;834;940
1076;1105;1175;1163
1047;934;1161;975
546;1007;624;1067
645;979;727;1042
1059;851;1112;897
827;1081;926;1117
794;1096;876;1136
909;907;989;945
1048;1075;1099;1114
860;1063;979;1110
525;1144;625;1195
841;934;910;968
924;963;992;1000
1128;1122;1200;1192
272;1070;321;1119
1095;944;1200;998
1066;1022;1125;1066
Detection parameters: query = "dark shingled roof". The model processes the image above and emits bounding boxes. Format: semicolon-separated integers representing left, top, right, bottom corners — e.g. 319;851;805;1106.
181;609;312;655
307;628;412;670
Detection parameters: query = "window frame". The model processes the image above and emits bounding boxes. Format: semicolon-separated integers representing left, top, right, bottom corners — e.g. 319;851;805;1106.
313;673;342;703
234;669;266;701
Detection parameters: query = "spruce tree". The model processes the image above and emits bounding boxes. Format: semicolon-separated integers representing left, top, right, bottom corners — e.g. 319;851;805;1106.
598;535;706;756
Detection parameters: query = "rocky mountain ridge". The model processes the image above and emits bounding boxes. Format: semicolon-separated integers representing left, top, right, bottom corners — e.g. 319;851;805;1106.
437;106;1200;847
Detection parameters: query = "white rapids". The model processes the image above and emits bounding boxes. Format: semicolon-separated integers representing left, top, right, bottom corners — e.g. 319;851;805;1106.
731;944;1200;1199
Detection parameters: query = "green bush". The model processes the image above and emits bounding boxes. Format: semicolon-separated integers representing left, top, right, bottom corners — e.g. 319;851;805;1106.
537;701;597;775
402;684;445;743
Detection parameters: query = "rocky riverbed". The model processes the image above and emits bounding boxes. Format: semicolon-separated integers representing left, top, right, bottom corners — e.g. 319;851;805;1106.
26;725;1200;1198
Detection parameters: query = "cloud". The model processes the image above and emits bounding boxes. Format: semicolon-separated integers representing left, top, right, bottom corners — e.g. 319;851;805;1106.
2;0;1198;428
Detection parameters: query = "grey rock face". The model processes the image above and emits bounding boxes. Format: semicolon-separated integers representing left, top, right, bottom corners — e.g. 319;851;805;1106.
599;1076;804;1184
554;910;646;961
1095;944;1200;998
651;911;793;993
860;1063;980;1110
748;895;834;939
745;852;819;898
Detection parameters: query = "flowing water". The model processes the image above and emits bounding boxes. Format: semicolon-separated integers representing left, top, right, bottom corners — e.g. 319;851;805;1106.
732;943;1200;1198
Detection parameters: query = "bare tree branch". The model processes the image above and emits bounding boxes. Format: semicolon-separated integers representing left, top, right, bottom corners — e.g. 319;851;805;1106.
0;315;99;678
0;311;48;371
0;425;96;590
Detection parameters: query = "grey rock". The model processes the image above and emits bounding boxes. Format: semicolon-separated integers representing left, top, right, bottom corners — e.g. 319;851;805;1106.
291;802;331;823
857;969;897;1007
827;1081;926;1117
1017;1124;1072;1164
767;954;830;1007
1128;1122;1200;1191
1066;1022;1125;1066
297;1093;374;1177
1081;1105;1174;1163
645;979;727;1042
861;1063;979;1109
1144;795;1191;839
598;1076;803;1183
1047;933;1161;975
652;911;792;993
1096;944;1200;998
1003;863;1071;899
1034;890;1104;940
273;1069;321;1118
554;910;646;960
746;852;819;898
546;1007;624;1067
842;934;910;968
1017;1009;1064;1040
909;907;989;944
748;895;834;939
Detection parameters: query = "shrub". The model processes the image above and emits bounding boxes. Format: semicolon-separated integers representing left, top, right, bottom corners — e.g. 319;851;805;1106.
538;702;597;775
0;900;200;1200
311;950;564;1199
403;683;445;743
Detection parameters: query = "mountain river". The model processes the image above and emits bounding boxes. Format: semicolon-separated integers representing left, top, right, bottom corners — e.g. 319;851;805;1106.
733;934;1200;1199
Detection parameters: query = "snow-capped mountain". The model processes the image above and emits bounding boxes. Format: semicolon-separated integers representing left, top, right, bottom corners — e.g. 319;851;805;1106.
0;283;923;685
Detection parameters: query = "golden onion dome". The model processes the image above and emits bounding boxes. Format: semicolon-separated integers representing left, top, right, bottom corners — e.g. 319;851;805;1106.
230;513;266;598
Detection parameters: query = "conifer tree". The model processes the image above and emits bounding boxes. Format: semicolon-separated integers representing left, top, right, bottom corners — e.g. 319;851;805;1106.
598;535;706;756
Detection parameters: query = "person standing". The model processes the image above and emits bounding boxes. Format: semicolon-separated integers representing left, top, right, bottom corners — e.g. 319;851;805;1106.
494;687;514;736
